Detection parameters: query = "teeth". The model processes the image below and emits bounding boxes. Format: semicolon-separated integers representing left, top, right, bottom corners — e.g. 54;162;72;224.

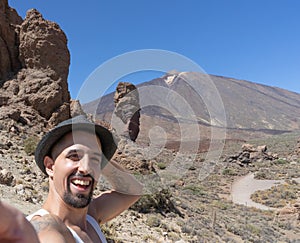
73;179;90;186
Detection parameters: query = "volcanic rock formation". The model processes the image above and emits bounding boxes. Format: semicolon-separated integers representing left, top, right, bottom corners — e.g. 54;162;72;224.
0;0;70;132
113;82;141;142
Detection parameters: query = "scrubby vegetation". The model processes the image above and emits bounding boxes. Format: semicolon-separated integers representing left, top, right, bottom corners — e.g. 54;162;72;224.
251;180;300;208
23;136;39;155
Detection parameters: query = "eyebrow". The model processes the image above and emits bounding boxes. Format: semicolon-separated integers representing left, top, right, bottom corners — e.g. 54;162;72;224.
67;149;102;157
66;149;81;154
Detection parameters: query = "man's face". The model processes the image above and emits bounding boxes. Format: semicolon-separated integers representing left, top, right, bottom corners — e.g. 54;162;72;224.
50;130;103;208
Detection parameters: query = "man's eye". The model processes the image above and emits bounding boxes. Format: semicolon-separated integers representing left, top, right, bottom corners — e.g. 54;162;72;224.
67;153;81;161
91;157;102;164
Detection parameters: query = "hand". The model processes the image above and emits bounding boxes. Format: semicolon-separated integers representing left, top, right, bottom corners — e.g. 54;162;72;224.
0;201;39;243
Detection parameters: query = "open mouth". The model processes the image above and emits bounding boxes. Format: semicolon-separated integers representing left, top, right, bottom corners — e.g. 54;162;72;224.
70;177;92;191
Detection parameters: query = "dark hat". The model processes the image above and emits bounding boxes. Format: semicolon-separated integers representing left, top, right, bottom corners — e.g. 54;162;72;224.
35;115;117;174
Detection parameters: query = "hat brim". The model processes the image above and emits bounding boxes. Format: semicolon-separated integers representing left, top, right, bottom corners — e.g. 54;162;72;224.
35;122;117;174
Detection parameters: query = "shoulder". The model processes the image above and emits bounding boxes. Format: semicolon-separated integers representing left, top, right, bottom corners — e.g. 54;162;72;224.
30;213;63;232
30;214;75;243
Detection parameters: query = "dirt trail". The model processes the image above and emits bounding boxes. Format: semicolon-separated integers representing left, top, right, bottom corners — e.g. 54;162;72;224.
231;173;283;210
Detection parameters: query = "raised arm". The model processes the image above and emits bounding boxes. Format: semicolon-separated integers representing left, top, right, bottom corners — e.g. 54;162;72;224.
91;159;143;224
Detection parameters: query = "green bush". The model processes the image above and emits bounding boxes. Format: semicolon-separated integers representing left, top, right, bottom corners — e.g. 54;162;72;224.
183;184;206;196
24;136;39;155
212;200;229;210
157;162;166;170
146;215;161;227
222;168;237;176
274;158;288;165
254;171;267;179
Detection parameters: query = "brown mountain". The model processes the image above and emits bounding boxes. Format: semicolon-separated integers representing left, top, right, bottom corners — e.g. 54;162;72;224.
83;71;300;146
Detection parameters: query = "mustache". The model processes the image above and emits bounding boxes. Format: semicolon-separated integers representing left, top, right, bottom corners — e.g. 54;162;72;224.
69;172;95;182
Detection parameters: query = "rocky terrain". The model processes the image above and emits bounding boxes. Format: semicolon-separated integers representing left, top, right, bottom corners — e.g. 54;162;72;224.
1;0;300;242
1;121;300;242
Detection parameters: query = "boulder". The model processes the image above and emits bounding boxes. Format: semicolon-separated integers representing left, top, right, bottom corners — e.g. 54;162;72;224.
0;168;14;186
226;143;276;166
241;143;256;152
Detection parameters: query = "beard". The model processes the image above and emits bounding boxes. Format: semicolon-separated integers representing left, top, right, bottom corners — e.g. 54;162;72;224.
63;173;95;208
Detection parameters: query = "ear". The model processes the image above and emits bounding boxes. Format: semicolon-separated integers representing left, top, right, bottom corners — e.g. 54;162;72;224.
44;156;54;177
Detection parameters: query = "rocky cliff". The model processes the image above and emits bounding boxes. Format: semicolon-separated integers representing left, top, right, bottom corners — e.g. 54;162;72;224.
0;0;70;133
0;0;22;81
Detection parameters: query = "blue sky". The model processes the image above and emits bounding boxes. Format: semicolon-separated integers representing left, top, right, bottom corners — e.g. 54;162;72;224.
8;0;300;103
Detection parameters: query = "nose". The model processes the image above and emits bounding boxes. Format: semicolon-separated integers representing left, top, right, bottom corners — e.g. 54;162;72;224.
78;155;91;175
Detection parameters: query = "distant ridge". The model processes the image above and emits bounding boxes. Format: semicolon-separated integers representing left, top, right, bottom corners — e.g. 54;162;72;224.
83;72;300;133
